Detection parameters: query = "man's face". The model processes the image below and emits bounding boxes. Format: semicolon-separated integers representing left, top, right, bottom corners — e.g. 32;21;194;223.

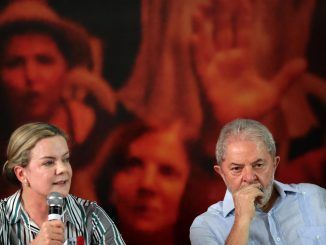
215;137;279;207
1;33;68;121
111;130;190;233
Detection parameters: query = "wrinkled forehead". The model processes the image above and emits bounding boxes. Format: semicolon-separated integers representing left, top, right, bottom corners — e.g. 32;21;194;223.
225;134;269;153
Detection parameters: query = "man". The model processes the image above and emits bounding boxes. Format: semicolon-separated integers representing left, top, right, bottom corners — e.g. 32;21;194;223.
190;118;326;244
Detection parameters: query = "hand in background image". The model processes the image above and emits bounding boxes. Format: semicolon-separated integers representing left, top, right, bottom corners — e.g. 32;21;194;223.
51;65;117;145
63;66;117;115
191;0;307;123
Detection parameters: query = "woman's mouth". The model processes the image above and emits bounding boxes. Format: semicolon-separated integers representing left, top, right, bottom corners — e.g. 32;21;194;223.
53;180;68;185
133;204;159;218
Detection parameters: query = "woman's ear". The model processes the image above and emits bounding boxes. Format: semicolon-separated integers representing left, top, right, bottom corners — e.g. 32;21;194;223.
14;165;26;184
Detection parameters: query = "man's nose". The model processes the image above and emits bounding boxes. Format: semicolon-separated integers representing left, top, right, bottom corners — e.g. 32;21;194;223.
242;166;257;183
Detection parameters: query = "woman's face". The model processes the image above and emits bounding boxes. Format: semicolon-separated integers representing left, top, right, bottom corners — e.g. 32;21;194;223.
1;33;68;121
23;135;72;198
111;130;190;233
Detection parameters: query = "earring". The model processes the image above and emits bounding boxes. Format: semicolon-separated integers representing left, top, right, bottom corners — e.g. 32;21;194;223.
24;178;29;187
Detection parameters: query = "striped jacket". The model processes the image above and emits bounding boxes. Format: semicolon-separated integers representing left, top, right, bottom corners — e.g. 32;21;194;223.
0;190;125;244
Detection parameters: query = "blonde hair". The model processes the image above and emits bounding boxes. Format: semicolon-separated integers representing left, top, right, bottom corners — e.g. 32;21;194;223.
2;122;68;185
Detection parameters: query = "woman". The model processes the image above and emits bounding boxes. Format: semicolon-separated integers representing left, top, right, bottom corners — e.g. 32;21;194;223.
94;120;192;244
0;122;125;244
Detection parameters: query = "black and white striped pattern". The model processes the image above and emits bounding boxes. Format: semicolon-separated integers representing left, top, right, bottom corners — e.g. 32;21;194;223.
0;190;125;244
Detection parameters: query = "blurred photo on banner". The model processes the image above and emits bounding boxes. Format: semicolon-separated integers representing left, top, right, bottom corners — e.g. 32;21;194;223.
0;0;121;197
0;0;325;244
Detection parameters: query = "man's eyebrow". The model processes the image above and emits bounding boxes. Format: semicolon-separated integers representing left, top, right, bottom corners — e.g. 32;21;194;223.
230;159;265;166
251;159;264;165
230;162;244;166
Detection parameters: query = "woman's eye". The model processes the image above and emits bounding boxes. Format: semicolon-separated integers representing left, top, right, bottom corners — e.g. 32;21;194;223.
160;164;178;177
63;158;70;163
43;160;54;166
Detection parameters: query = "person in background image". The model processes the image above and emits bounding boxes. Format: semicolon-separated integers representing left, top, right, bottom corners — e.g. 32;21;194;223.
190;118;326;244
190;0;325;186
0;122;125;244
93;120;192;245
119;0;325;189
0;0;118;198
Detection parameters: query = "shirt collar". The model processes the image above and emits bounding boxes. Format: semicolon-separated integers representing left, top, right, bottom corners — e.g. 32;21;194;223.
5;190;80;229
273;180;299;197
222;180;300;217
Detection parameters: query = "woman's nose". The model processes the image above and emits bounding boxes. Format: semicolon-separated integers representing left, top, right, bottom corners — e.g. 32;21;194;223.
140;164;157;188
137;164;158;197
56;161;69;174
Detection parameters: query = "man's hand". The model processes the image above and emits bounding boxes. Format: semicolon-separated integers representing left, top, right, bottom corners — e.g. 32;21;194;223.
225;183;264;245
30;220;64;245
233;183;264;223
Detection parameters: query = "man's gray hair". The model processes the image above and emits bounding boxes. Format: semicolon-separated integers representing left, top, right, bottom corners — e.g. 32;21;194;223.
215;118;276;165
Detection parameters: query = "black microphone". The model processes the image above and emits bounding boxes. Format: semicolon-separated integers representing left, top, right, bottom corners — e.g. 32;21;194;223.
47;192;64;221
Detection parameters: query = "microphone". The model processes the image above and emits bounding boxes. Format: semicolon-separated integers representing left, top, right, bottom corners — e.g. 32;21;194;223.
47;192;64;221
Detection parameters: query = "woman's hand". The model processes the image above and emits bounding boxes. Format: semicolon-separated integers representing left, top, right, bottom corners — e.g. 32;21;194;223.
30;220;64;245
